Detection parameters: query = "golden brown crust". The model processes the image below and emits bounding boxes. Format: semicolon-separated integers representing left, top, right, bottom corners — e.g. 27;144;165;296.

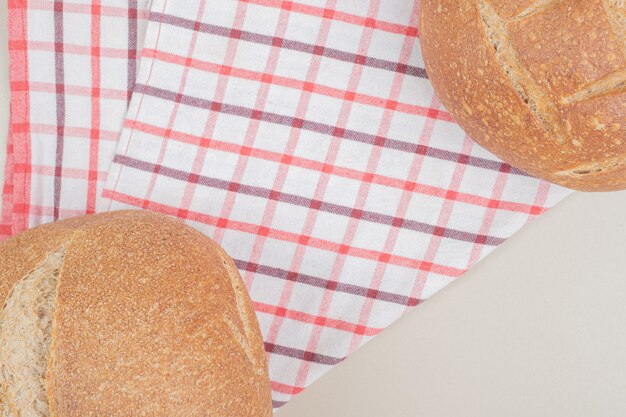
486;0;537;19
0;215;95;308
420;0;626;191
0;211;272;417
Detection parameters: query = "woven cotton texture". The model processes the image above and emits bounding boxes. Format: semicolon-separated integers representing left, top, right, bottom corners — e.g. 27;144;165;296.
3;0;572;408
2;0;149;236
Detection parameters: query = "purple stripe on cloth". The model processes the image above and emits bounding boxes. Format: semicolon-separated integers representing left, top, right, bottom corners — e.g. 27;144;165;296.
114;154;506;246
234;260;423;307
265;342;344;366
149;11;428;79
272;400;287;408
134;83;525;176
127;0;139;102
53;1;66;221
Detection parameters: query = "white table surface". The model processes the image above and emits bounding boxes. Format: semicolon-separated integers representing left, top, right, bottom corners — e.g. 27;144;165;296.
2;2;626;416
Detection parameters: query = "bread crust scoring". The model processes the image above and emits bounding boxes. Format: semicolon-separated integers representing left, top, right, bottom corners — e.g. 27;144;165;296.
420;0;626;191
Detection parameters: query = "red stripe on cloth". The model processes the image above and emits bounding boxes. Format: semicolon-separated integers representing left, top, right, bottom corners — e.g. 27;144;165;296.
86;1;102;214
291;0;393;388
124;119;547;215
209;12;295;366
529;181;551;218
244;0;418;37
406;133;475;312
134;83;524;175
149;11;428;78
343;2;424;355
112;154;507;244
403;102;473;312
140;0;213;212
10;204;95;220
127;0;139;102
28;124;121;141
105;0;167;212
297;0;377;383
0;225;12;237
25;81;129;100
27;40;133;58
247;0;339;359
142;48;452;120
7;0;31;235
465;151;510;268
103;188;468;277
177;1;252;242
6;0;26;9
27;0;150;19
30;165;108;181
254;301;382;336
0;133;15;240
270;380;305;396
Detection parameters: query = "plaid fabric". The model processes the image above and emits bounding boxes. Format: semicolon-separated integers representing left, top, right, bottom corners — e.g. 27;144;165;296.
1;1;25;238
3;0;573;409
2;0;149;235
98;0;572;407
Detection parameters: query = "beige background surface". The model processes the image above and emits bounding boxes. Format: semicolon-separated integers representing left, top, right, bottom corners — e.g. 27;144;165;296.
2;2;626;416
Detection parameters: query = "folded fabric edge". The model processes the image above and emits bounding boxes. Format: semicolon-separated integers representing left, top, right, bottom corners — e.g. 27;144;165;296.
3;0;31;238
0;129;14;240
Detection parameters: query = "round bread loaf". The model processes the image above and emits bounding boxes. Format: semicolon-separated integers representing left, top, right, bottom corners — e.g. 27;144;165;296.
0;210;271;417
420;0;626;191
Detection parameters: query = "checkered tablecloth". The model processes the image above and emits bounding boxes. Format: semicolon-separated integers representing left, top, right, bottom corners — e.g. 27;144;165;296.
2;0;572;408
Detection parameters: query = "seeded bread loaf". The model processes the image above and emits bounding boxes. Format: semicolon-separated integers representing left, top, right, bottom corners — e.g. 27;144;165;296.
420;0;625;191
0;210;272;417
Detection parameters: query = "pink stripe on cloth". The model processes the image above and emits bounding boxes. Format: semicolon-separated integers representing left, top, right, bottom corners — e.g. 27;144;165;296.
0;132;14;238
261;0;344;383
141;47;455;121
290;0;385;388
120;118;550;215
247;0;419;37
99;0;572;407
5;0;31;235
139;0;212;210
210;2;288;247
